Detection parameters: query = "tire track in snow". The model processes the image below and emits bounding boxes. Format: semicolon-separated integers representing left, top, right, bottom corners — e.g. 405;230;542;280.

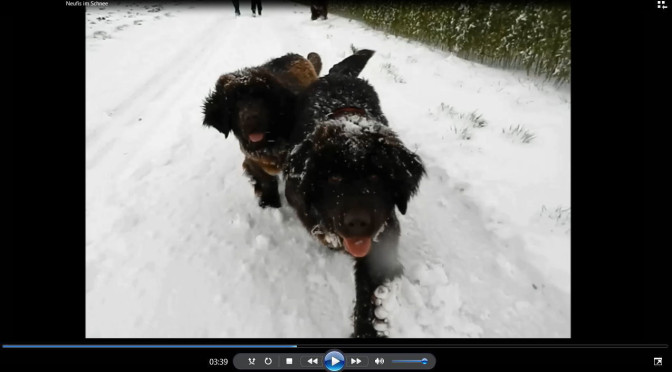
86;6;215;144
86;13;229;172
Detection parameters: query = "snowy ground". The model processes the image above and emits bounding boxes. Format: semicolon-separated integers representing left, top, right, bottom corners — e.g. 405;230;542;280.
85;2;570;338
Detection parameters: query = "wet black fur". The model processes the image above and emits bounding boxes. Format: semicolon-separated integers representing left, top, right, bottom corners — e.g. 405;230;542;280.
284;50;425;338
202;70;295;143
202;53;315;208
311;0;328;20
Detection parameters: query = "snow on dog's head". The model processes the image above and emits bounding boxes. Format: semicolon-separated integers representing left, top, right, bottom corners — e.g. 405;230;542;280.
284;110;425;257
284;49;425;257
309;115;395;155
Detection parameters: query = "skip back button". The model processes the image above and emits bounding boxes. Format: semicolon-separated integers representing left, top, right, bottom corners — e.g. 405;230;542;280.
300;355;322;367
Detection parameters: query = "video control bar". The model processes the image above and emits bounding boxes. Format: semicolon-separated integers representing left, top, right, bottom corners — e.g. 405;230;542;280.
233;351;435;370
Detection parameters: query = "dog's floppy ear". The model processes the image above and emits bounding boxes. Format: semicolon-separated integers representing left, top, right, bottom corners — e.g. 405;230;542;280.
328;49;375;77
202;74;237;138
388;144;425;215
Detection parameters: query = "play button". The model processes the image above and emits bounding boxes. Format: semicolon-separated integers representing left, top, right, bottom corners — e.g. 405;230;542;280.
323;350;345;371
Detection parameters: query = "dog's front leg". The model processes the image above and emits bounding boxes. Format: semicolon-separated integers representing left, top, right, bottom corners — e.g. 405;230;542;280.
242;157;281;208
352;218;403;338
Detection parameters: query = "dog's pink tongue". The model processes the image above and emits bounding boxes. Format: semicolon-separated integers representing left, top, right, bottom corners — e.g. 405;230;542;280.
248;132;265;142
343;237;372;258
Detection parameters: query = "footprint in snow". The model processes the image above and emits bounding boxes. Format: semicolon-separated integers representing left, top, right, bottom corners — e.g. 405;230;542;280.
93;31;111;40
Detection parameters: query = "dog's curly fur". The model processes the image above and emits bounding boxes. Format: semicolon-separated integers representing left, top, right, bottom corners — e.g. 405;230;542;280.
202;53;321;208
284;50;425;338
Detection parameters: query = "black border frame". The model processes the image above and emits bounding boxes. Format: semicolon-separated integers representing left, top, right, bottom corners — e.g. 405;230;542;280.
6;0;670;367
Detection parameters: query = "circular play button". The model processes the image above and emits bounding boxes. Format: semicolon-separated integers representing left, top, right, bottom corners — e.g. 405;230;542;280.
323;350;345;371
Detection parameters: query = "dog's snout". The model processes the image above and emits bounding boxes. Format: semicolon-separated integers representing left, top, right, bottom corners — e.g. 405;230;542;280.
241;111;259;125
343;209;371;236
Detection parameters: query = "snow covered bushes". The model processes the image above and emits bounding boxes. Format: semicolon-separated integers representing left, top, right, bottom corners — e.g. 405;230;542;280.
328;1;570;84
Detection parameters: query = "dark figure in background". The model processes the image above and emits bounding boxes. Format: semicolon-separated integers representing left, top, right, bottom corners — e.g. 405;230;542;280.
232;0;240;16
311;0;328;20
252;0;262;16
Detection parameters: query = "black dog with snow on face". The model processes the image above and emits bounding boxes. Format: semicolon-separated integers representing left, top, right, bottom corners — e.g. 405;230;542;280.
284;50;425;338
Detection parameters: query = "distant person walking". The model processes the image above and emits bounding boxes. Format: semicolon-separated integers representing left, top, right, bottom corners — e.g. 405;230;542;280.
311;0;328;20
232;0;241;16
251;0;262;17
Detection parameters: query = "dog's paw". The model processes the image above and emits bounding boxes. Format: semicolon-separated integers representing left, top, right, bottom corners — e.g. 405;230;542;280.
372;279;401;337
259;199;281;208
258;193;281;208
351;329;382;338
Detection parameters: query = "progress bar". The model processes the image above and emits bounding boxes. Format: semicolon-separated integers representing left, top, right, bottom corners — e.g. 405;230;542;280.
3;345;298;349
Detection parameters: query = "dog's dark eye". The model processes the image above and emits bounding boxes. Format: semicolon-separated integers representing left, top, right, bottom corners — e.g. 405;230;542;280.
369;174;379;182
328;175;342;185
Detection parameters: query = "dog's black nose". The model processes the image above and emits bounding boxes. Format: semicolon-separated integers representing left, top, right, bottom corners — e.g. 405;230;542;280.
343;209;371;236
241;112;259;125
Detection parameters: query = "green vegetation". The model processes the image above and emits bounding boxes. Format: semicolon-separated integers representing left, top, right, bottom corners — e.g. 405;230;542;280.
503;124;536;143
327;1;570;84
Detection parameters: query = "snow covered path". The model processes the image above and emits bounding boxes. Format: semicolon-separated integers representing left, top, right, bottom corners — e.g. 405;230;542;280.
86;2;570;338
